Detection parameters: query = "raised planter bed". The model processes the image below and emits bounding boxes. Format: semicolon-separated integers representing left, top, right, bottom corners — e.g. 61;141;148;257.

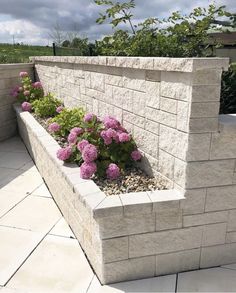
14;104;185;284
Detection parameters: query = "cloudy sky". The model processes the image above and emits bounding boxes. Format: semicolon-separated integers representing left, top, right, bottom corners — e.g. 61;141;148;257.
0;0;234;45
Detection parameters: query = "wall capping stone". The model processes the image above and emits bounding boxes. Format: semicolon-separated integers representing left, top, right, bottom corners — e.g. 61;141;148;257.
30;56;229;72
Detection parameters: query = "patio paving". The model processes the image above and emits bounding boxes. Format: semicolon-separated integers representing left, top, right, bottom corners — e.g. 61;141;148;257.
0;136;236;292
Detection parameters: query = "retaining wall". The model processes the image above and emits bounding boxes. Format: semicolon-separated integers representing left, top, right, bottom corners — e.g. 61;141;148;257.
0;63;34;141
18;56;236;283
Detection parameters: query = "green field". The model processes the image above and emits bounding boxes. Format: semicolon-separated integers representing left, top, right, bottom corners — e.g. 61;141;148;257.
0;43;85;64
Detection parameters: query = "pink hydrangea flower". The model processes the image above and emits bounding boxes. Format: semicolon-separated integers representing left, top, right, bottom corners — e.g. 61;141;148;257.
56;146;72;161
82;144;98;163
24;90;30;96
77;139;89;152
18;87;23;92
21;102;32;112
70;127;83;135
48;122;60;133
100;130;112;145
67;132;77;144
103;116;120;129
56;105;64;113
118;132;130;143
106;163;120;180
19;72;28;78
80;162;97;179
32;81;42;88
131;150;142;161
84;113;96;122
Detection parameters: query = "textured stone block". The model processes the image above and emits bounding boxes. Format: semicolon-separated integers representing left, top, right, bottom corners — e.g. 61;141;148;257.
98;213;155;239
158;149;175;180
113;87;133;112
90;72;105;92
185;160;235;189
191;102;219;118
156;209;182;231
189;118;219;133
191;85;221;102
133;126;158;158
129;226;202;257
123;68;146;92
228;210;236;232
176;100;190;132
145;119;159;135
102;237;128;263
103;256;155;284
148;189;184;213
146;70;161;81
156;249;200;276
187;133;211;161
202;223;227;247
205;186;236;212
226;232;236;243
133;91;146;117
200;243;236;268
123;111;145;128
183;211;228;227
210;122;236;159
192;69;222;85
145;80;160;109
173;158;187;188
160;97;177;114
159;125;188;160
181;189;206;215
120;192;152;215
161;72;191;101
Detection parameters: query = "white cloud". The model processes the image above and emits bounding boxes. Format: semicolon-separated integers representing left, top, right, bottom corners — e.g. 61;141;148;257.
0;19;49;45
0;0;234;45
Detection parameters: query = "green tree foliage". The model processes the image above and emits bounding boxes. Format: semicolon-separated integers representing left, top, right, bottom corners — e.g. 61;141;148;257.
95;1;234;58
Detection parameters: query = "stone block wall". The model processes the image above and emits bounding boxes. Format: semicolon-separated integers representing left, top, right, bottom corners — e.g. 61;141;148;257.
27;56;236;283
0;63;34;141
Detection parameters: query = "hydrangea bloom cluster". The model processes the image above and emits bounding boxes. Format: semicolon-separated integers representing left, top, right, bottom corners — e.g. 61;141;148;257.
80;162;97;179
57;146;72;161
48;122;60;133
57;112;142;180
77;139;89;152
21;102;32;112
11;72;44;105
82;144;98;163
106;163;120;180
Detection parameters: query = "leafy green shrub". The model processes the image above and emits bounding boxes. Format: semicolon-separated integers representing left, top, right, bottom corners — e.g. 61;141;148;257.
32;94;62;118
95;1;233;58
11;72;44;103
220;63;236;114
56;113;142;179
49;107;85;137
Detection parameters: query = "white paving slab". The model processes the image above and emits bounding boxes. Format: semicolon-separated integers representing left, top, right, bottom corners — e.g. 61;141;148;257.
31;183;52;198
177;267;236;292
49;218;75;239
1;169;43;194
0;196;61;233
7;235;94;293
88;274;176;292
0;137;28;153
221;263;236;270
0;226;44;286
0;168;25;188
0;152;32;169
0;190;27;218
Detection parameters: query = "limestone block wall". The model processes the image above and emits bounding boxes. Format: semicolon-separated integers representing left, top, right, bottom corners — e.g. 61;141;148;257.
30;56;236;278
0;63;34;141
